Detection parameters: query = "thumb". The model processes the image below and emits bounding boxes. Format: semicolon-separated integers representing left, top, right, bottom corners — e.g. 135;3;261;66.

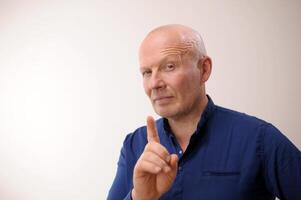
167;154;178;182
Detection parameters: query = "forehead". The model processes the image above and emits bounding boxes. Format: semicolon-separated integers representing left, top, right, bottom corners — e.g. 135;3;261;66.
139;32;194;67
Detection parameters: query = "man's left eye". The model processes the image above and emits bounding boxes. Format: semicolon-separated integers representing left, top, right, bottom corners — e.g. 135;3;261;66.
165;64;175;71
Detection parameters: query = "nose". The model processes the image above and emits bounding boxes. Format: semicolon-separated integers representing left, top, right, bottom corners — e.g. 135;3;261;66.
149;71;165;90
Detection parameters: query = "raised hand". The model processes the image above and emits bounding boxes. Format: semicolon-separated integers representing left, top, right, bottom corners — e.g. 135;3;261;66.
132;116;178;200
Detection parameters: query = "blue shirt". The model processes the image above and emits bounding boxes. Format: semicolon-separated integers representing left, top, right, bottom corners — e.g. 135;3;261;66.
107;96;301;200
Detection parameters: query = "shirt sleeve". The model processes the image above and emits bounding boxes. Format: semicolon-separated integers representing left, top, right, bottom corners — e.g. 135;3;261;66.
262;123;301;199
107;135;134;200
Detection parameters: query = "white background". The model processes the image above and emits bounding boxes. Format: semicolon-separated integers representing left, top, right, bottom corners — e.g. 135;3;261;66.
0;0;300;199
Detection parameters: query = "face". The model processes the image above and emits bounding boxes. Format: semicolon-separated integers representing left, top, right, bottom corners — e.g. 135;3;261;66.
139;32;205;119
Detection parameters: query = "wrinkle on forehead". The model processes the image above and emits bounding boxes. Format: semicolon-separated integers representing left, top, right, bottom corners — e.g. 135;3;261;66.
160;40;197;59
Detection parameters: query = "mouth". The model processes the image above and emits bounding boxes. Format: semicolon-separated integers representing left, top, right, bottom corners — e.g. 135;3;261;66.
152;96;174;104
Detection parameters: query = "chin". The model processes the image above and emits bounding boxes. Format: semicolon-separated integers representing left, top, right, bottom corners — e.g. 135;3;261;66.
154;107;177;118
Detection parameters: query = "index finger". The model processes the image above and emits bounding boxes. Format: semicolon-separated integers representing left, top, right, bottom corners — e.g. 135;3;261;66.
147;116;160;143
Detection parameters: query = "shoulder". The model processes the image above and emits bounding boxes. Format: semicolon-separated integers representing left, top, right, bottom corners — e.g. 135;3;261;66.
261;123;300;158
213;105;300;154
212;105;268;134
210;105;290;148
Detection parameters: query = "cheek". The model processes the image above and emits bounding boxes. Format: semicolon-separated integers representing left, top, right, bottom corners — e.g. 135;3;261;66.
167;77;189;99
173;72;200;97
173;73;191;90
143;80;151;97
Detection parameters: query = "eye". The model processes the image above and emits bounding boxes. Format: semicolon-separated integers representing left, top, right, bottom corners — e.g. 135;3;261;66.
165;64;175;71
142;70;152;77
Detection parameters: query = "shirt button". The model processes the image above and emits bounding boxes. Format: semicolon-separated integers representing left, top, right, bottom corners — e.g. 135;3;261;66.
178;166;183;171
179;150;182;154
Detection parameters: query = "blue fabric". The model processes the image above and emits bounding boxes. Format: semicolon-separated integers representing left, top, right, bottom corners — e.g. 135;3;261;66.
107;96;301;200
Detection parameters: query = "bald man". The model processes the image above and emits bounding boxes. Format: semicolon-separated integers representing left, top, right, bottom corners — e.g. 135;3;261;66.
107;25;301;200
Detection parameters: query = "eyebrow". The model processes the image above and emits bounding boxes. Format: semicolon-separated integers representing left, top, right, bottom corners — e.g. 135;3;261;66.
140;55;181;71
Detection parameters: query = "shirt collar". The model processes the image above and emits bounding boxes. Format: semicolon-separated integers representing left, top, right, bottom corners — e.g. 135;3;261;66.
197;94;215;131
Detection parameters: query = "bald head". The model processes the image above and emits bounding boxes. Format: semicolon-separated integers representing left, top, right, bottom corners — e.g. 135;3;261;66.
139;24;207;62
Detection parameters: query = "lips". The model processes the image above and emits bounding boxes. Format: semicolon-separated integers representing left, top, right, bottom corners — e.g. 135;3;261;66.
152;96;174;104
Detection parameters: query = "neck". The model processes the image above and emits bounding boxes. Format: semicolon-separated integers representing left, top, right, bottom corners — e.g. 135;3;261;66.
167;95;208;152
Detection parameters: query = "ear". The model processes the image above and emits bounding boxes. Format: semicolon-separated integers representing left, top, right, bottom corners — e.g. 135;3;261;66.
198;56;212;83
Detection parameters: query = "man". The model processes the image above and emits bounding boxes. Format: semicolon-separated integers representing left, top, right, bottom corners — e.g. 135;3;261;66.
107;24;301;200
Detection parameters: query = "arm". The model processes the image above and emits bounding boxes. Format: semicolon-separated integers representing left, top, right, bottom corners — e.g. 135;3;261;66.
107;138;133;200
262;124;301;199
